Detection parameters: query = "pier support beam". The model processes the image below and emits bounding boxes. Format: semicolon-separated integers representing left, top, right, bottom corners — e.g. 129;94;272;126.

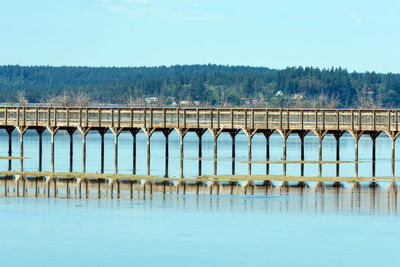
332;131;345;178
97;128;108;173
129;129;140;175
35;127;45;172
277;129;292;176
16;126;28;171
384;130;400;177
369;132;381;184
46;126;59;172
67;128;76;172
208;128;223;175
78;127;91;173
142;128;155;175
228;129;240;175
297;131;309;177
312;130;328;177
5;127;14;171
195;129;207;176
162;129;173;178
110;127;123;174
261;130;274;187
175;128;189;178
243;129;257;175
349;130;364;177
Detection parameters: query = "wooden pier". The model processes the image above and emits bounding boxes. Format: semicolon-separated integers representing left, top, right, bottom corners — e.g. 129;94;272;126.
1;106;400;184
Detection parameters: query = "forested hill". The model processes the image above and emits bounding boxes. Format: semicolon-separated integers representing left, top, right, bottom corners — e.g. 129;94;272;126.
0;64;399;108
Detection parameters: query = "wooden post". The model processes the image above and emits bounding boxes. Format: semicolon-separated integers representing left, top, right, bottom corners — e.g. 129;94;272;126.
333;131;345;177
98;128;108;173
369;132;380;181
209;129;222;175
16;126;28;172
229;130;240;175
349;130;363;177
298;131;309;177
175;128;188;178
78;127;90;173
130;129;140;175
142;128;155;176
196;129;206;176
312;130;328;177
67;128;76;172
243;129;257;175
36;127;45;172
162;129;173;178
111;128;123;174
6;127;14;171
263;130;274;176
277;129;292;176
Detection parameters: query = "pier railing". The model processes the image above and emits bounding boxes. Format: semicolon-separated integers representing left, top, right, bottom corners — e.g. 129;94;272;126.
0;106;399;131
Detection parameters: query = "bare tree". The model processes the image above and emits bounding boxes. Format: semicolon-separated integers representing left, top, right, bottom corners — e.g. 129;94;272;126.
47;91;90;107
356;88;382;109
17;90;28;106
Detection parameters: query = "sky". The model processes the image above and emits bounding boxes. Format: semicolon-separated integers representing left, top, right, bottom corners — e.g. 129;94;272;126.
1;0;399;73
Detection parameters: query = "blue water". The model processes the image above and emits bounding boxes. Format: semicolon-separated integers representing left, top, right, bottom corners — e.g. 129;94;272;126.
0;194;399;266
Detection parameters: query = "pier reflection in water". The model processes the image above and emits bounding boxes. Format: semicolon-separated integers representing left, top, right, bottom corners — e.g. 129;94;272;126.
1;177;398;216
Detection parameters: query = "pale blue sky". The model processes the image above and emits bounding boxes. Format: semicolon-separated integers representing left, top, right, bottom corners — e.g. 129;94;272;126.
1;0;399;73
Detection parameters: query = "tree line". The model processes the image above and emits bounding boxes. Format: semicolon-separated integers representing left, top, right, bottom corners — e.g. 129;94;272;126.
0;64;399;108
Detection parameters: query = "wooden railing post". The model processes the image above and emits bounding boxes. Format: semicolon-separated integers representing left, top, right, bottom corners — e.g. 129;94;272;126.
163;108;167;128
231;109;234;128
23;107;26;126
86;108;89;127
17;107;20;125
184;108;187;129
336;110;339;130
143;108;146;128
54;108;57;127
196;108;200;128
314;109;318;129
286;109;289;130
244;109;247;129
210;108;213;128
130;108;133;128
67;108;70;127
177;108;180;128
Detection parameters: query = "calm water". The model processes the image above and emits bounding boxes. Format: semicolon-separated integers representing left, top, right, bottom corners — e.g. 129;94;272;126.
0;130;399;266
1;129;399;179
